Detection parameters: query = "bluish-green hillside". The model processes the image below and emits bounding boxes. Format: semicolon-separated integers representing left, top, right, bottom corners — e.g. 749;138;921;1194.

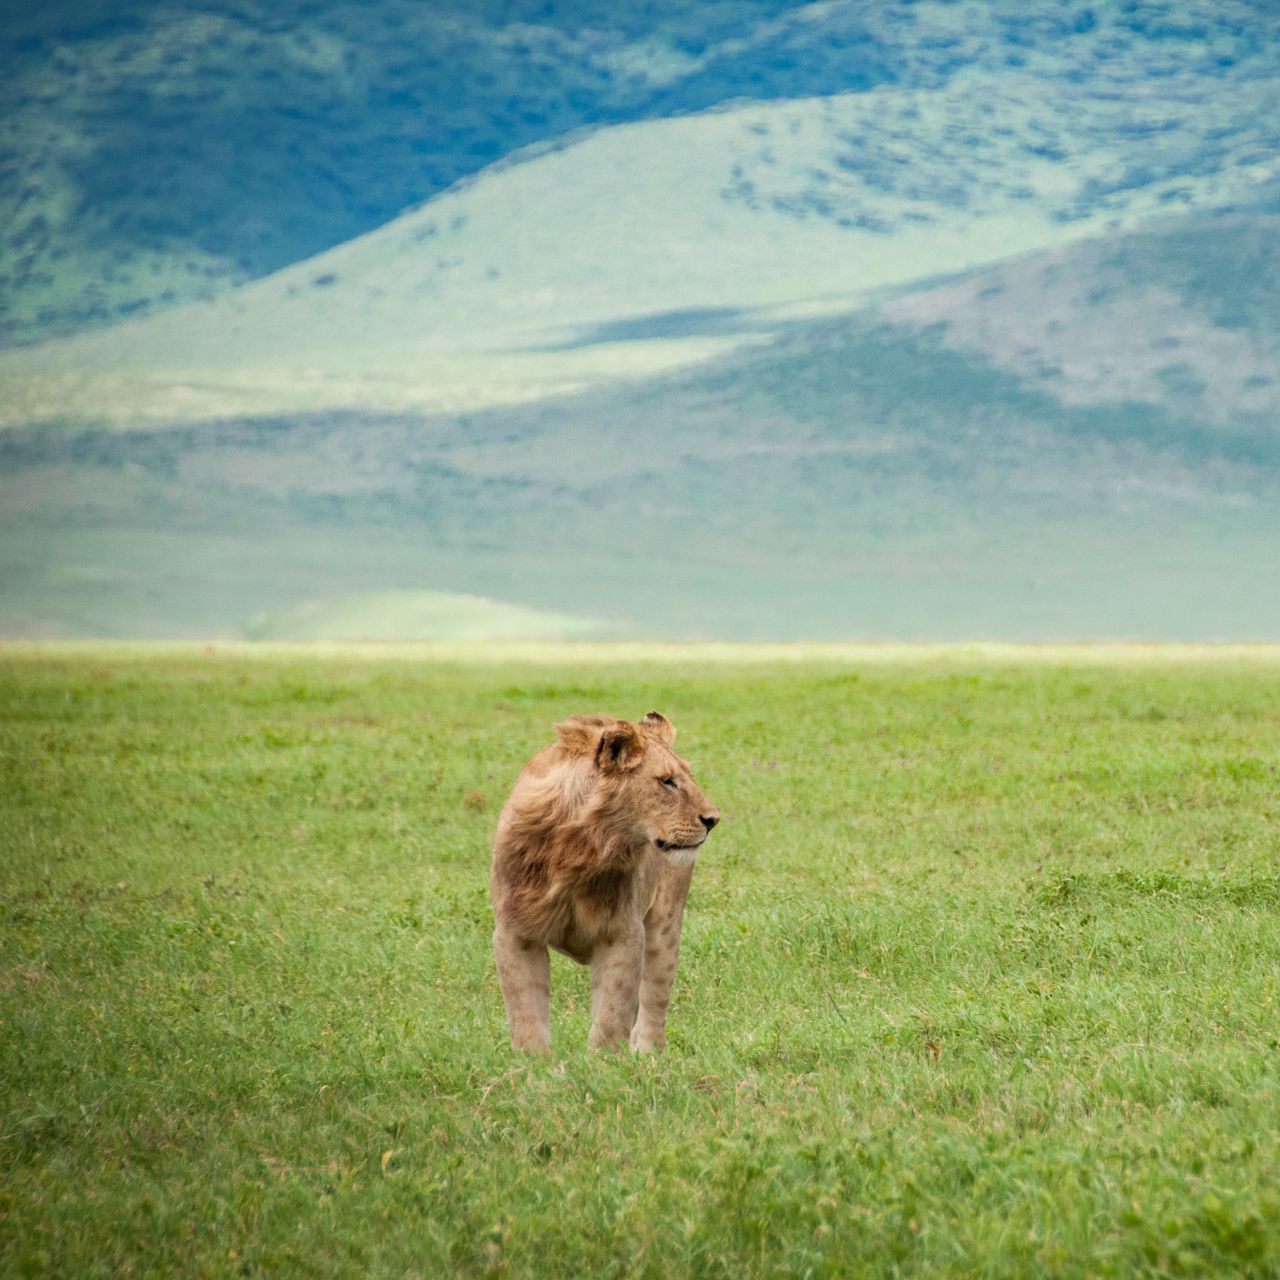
2;215;1275;640
3;0;1278;346
3;2;1278;638
6;67;1280;427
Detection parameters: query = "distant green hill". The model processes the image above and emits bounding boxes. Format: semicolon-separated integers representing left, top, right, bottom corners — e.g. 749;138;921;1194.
6;82;1280;430
2;214;1276;640
5;5;1279;640
3;0;1279;346
243;591;611;642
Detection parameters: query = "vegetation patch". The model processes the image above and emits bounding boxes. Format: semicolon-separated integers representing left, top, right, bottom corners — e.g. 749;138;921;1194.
3;644;1280;1275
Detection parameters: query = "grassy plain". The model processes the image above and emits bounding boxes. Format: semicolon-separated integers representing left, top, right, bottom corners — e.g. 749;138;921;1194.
3;643;1280;1277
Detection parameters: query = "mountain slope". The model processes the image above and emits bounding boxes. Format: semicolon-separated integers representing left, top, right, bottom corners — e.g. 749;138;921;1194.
2;214;1276;640
0;0;823;345
6;64;1280;430
879;217;1280;428
3;0;1278;346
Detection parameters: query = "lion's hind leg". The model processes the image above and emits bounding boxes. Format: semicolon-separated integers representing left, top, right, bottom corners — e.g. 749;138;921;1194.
493;926;552;1053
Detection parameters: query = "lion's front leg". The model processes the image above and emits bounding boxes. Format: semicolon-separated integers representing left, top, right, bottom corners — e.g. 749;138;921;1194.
587;925;643;1051
493;925;552;1053
630;937;681;1054
631;864;694;1053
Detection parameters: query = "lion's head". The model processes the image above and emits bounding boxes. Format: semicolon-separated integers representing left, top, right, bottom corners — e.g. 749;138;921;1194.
553;711;720;863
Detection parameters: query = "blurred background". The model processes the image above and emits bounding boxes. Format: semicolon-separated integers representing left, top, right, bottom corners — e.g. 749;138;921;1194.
2;0;1278;641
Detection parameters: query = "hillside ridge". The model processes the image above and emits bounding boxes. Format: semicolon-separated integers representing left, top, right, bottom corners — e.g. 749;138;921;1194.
4;0;1279;345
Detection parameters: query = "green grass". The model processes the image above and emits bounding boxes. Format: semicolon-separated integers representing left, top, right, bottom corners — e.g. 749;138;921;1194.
3;643;1280;1277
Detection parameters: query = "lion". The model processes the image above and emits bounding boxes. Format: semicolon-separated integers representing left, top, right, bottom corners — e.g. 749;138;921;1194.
490;711;720;1053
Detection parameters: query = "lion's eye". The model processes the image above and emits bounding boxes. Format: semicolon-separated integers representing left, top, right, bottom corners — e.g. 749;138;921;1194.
660;776;678;790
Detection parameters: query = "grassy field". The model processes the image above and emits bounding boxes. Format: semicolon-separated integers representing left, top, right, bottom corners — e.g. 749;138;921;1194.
3;642;1280;1277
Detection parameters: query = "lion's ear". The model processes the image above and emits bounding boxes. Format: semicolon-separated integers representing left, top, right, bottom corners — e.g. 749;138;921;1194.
596;721;646;773
642;711;675;745
553;715;611;755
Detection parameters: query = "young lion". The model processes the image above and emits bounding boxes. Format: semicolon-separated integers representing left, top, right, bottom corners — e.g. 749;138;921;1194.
490;711;720;1053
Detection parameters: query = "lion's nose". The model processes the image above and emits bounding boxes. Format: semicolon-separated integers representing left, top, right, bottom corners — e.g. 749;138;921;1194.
701;813;720;832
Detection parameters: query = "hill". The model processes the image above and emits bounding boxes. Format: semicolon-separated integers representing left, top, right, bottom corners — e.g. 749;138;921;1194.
242;590;611;642
3;0;1279;347
6;75;1280;430
2;214;1276;640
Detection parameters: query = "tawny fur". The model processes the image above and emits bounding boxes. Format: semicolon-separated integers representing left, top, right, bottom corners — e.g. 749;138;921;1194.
490;711;720;1052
